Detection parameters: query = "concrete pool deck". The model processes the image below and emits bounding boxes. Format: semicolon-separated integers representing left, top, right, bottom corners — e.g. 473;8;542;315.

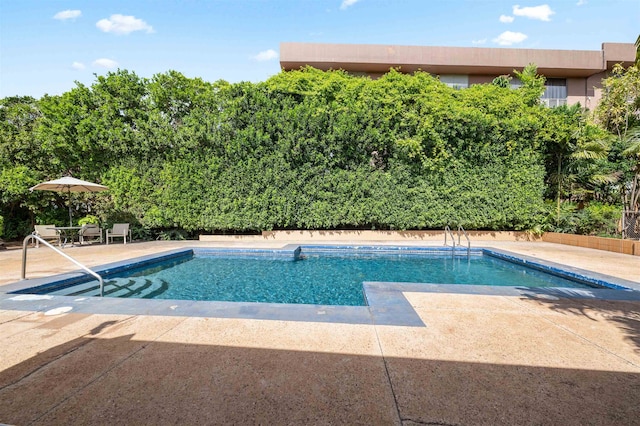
1;239;639;424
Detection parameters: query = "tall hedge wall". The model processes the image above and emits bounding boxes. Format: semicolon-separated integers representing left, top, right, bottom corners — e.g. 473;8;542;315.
1;67;559;236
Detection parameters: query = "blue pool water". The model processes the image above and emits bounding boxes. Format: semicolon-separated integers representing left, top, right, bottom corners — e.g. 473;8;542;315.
53;250;595;306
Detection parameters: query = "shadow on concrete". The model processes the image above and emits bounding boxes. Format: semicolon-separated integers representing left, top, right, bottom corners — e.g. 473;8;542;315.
517;287;640;353
1;321;639;425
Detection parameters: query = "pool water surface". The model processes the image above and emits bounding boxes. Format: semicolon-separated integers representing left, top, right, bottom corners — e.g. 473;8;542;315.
44;249;599;306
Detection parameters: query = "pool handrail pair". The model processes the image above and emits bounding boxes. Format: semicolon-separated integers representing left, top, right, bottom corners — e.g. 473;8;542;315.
444;225;471;254
22;233;104;297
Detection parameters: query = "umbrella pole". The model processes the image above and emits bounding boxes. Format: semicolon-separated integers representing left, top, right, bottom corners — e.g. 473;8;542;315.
68;188;73;227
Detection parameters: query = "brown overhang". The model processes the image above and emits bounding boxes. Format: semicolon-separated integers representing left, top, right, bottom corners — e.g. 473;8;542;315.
280;42;636;78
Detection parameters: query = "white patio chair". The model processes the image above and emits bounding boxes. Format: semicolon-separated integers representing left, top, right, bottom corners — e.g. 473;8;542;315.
33;225;61;248
79;224;103;244
106;223;131;244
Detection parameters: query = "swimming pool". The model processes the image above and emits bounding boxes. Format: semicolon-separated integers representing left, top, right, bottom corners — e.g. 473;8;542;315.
10;246;633;306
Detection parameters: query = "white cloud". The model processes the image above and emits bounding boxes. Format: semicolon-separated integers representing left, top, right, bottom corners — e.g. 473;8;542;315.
512;4;555;21
340;0;359;10
93;58;118;68
493;31;528;46
71;62;85;70
576;0;587;5
499;15;514;23
253;49;279;61
96;14;154;35
53;10;81;20
472;38;487;45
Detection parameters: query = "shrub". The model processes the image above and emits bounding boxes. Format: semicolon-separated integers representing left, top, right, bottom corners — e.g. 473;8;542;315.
540;201;621;237
575;203;621;237
78;215;100;226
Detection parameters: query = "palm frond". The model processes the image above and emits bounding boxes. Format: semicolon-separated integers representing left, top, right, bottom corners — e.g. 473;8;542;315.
622;127;640;156
590;172;621;185
571;140;608;160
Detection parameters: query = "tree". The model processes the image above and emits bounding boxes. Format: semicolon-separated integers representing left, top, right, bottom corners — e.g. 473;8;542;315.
514;63;546;106
539;104;611;224
0;96;50;238
595;64;640;139
621;127;640;211
596;63;640;212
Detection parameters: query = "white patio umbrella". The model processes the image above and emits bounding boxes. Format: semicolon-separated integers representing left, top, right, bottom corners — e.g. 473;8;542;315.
30;176;109;226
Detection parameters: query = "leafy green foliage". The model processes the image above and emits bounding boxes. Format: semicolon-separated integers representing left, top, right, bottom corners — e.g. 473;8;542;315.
77;215;100;226
0;67;603;238
492;75;512;88
514;64;546;106
538;104;614;225
576;203;622;236
619;126;640;210
596;64;640;211
596;64;640;138
541;201;621;237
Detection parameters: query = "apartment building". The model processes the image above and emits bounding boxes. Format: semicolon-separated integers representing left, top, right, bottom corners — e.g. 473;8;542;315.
280;42;636;109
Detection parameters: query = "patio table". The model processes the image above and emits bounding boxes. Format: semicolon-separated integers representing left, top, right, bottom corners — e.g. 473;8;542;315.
48;226;83;247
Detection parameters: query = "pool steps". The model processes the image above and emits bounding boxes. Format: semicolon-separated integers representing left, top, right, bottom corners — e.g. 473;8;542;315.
46;276;169;299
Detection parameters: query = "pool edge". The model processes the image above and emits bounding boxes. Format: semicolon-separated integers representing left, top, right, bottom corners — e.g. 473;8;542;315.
2;245;639;326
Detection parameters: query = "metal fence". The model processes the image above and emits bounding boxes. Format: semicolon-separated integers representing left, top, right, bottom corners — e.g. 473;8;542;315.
622;211;640;240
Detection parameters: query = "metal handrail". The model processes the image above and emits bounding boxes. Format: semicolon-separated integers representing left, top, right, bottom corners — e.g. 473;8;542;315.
444;225;457;248
457;225;471;255
22;234;104;296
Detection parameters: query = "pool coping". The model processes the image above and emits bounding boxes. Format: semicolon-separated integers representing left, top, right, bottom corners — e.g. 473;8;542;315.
1;245;639;326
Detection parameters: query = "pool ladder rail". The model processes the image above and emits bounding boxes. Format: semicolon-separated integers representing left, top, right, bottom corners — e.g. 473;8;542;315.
444;225;471;255
22;233;105;297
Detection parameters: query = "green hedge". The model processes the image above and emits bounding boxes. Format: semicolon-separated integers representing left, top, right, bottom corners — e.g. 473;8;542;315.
2;67;575;236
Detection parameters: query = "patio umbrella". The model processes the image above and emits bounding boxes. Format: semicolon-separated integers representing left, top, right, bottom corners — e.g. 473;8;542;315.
30;176;109;226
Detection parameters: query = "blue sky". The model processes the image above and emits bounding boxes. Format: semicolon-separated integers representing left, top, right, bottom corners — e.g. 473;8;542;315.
1;0;638;98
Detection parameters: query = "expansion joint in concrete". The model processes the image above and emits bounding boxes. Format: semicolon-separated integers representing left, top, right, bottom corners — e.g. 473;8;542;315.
0;311;33;326
0;333;94;393
401;419;461;425
372;322;403;425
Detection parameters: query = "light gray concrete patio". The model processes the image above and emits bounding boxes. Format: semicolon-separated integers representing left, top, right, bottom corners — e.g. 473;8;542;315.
0;238;639;425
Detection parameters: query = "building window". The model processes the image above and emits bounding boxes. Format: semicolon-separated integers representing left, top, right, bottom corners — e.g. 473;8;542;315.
440;75;469;90
510;77;567;107
541;78;567;107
